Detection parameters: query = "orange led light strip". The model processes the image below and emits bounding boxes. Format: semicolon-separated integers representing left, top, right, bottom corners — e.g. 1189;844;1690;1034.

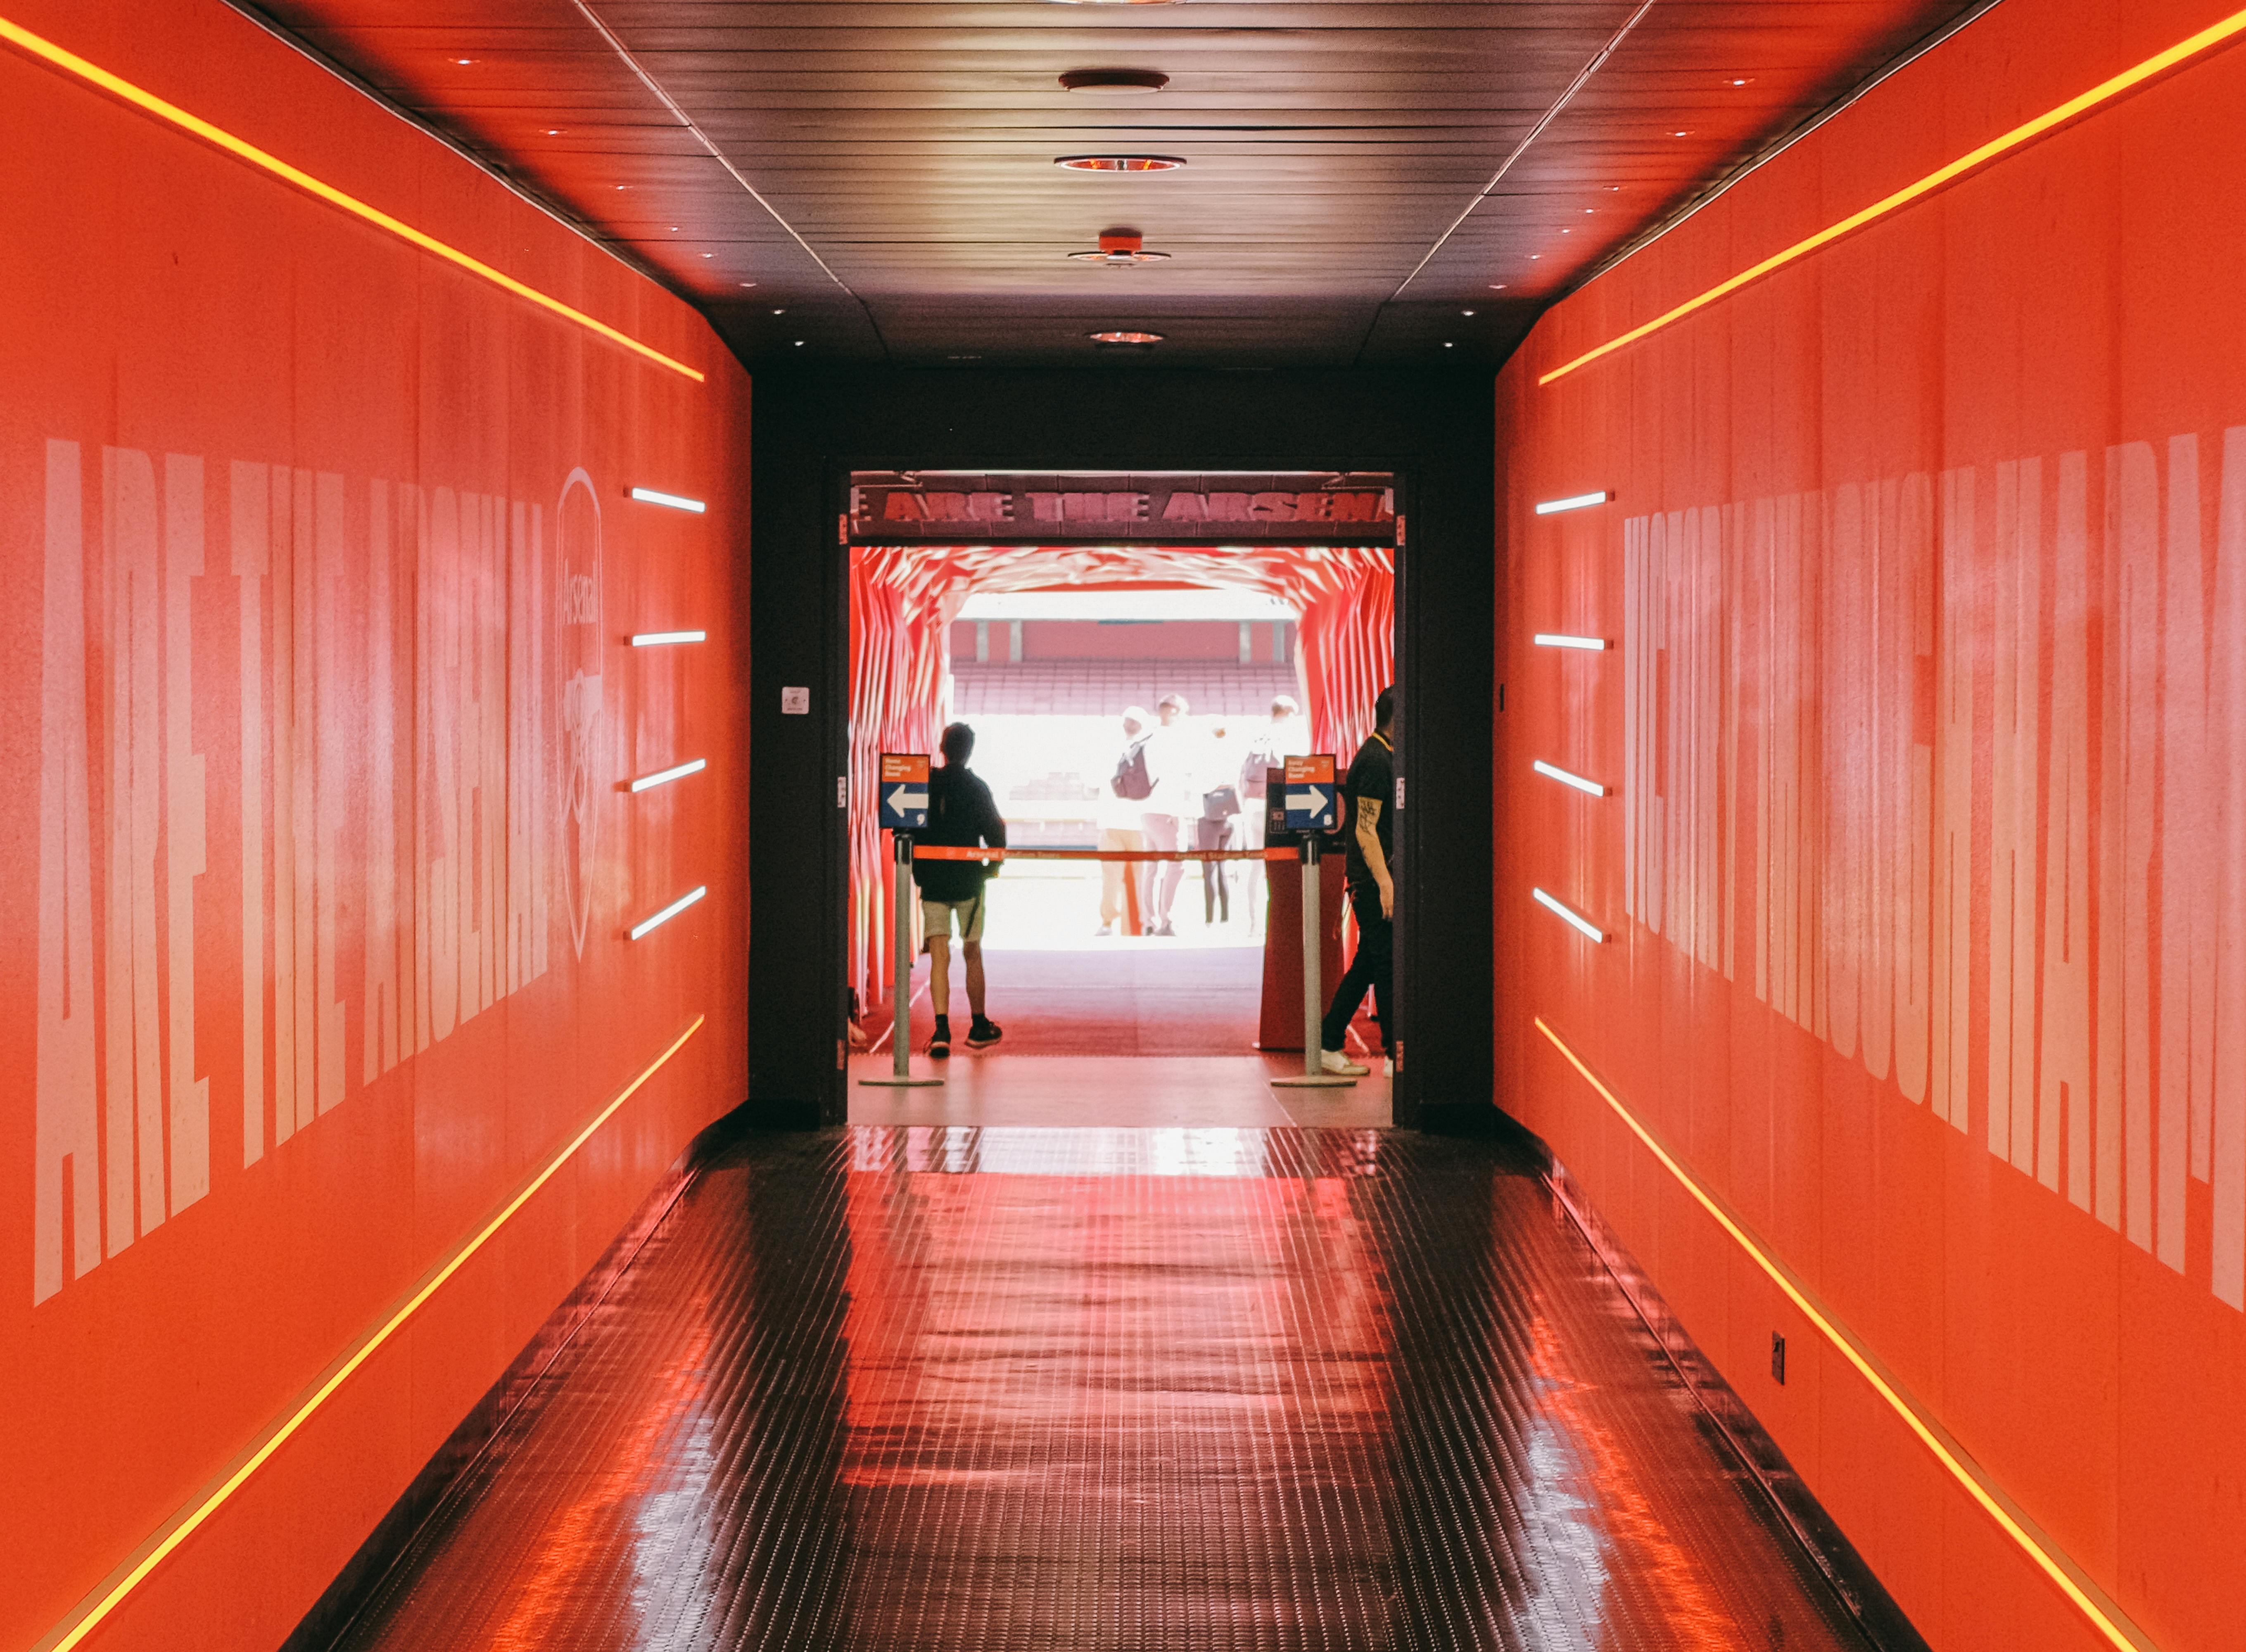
1539;3;2246;386
0;13;705;385
37;1015;706;1652
1533;1016;2153;1652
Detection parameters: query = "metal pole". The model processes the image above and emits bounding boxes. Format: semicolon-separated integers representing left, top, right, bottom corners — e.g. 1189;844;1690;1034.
861;829;943;1087
1301;835;1322;1078
1272;830;1355;1088
892;831;912;1079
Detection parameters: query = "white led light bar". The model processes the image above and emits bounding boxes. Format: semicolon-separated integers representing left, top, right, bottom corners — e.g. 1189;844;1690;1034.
1533;633;1609;650
630;885;707;940
1532;886;1606;942
1534;760;1608;797
630;487;707;513
629;758;708;794
1534;490;1613;515
631;629;707;647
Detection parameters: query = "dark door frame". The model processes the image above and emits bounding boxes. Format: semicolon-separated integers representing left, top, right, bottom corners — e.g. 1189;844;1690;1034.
747;368;1494;1132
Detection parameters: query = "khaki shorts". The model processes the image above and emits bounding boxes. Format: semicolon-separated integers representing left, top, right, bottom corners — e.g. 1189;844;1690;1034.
921;892;987;943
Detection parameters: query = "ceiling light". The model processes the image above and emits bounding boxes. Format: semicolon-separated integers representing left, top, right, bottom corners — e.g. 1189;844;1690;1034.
1089;330;1163;348
1055;155;1187;171
632;630;707;646
453;57;473;65
1069;229;1171;266
1583;208;1594;214
1461;309;1475;316
1490;283;1508;290
1534;633;1610;650
1059;69;1170;94
1672;130;1690;137
631;487;707;513
1443;342;1455;349
701;252;713;257
794;339;806;347
546;128;562;135
739;281;756;287
1729;77;1753;86
1529;254;1541;260
773;308;786;315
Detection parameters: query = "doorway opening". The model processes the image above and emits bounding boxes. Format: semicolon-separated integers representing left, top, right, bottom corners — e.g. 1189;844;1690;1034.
842;480;1397;1122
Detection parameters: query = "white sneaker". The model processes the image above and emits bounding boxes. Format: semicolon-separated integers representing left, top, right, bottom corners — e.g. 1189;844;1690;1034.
1320;1048;1370;1076
1384;1055;1394;1078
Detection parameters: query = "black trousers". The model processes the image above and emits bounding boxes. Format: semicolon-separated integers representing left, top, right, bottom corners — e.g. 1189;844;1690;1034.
1320;892;1392;1054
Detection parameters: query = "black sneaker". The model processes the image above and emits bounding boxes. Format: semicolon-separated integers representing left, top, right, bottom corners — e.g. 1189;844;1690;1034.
965;1018;1004;1050
928;1018;952;1059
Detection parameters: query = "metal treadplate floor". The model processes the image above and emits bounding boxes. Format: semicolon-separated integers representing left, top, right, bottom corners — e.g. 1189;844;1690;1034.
329;1127;1878;1651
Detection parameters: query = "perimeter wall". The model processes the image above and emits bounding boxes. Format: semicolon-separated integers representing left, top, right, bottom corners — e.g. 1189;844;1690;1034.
1;5;752;1650
1496;0;2246;1648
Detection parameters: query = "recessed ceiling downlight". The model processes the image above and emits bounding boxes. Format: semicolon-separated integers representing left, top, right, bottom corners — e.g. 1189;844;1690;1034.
1090;330;1163;348
1059;69;1170;93
1055;155;1187;172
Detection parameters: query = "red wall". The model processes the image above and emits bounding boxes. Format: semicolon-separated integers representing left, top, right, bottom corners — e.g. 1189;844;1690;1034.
0;6;750;1650
1496;2;2246;1648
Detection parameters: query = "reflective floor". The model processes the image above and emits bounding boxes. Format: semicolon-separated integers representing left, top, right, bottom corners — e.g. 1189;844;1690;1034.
330;1127;1876;1651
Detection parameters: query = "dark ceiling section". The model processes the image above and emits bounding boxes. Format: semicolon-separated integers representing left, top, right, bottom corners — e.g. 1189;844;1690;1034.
251;0;1979;369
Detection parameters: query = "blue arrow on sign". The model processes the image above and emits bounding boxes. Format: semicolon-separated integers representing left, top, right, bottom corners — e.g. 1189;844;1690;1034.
881;783;929;830
1283;783;1337;832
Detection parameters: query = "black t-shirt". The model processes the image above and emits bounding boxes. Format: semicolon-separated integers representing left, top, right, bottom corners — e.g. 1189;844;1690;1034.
1342;731;1395;899
912;765;1008;903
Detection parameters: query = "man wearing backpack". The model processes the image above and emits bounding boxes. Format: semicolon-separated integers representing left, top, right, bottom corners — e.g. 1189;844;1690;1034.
913;722;1007;1058
1097;705;1152;935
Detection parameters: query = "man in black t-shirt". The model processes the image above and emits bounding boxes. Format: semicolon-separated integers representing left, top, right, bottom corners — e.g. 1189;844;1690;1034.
912;722;1007;1057
1319;686;1396;1075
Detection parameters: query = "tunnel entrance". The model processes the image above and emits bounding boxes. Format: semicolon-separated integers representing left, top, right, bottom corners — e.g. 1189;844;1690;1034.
840;472;1398;1120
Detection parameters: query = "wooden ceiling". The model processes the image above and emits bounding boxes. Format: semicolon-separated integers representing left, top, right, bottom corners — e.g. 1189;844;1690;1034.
247;0;1981;368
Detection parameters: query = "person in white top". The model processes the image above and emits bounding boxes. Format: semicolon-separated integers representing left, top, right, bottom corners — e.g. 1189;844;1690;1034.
1138;693;1193;936
1237;695;1311;933
1096;706;1152;935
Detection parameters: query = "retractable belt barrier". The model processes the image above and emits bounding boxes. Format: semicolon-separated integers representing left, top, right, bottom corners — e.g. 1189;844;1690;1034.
861;752;1359;1091
912;845;1292;863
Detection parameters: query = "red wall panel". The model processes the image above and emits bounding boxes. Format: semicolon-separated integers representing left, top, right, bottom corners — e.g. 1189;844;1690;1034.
0;5;750;1650
1496;2;2246;1649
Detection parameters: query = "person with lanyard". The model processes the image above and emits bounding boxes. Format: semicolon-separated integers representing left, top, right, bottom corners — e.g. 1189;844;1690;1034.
913;721;1007;1058
1318;685;1396;1076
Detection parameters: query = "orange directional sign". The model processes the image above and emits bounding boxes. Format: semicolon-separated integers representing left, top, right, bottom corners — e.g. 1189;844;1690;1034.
878;753;930;830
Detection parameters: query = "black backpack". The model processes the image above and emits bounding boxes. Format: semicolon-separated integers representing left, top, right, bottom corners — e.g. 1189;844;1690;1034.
1111;737;1153;801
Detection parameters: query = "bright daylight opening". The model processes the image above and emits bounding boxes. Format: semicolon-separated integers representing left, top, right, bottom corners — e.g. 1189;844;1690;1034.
846;539;1395;1065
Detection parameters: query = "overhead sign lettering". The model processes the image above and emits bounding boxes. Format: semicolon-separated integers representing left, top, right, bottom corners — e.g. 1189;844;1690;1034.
848;472;1396;545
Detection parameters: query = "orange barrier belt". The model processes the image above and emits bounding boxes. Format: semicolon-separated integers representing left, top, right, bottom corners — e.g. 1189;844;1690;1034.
911;845;1303;863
